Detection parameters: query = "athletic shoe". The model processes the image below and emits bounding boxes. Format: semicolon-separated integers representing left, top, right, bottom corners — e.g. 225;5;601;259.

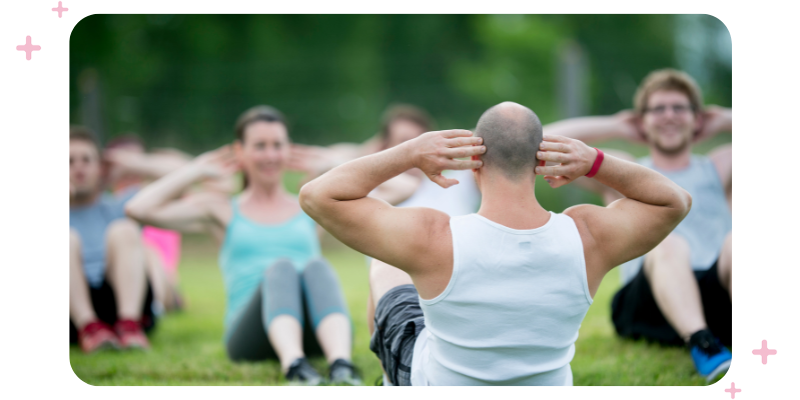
78;321;120;353
114;319;150;350
329;359;362;385
285;357;323;385
690;341;732;382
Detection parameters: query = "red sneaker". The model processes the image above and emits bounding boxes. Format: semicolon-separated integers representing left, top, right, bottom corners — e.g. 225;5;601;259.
78;321;120;353
114;319;150;350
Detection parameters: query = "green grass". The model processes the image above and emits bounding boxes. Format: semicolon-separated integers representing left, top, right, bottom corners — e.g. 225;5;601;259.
70;235;715;386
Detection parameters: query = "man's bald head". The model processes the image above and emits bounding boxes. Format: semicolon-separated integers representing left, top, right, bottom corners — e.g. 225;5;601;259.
474;102;542;180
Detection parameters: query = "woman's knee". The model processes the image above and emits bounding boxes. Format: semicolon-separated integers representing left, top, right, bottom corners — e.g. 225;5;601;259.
265;258;297;278
302;257;337;281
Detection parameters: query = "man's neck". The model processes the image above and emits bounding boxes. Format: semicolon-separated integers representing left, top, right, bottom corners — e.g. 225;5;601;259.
70;191;101;208
649;145;693;171
476;173;550;230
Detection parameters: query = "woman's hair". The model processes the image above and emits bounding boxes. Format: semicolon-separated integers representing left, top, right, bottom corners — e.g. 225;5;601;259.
379;104;433;147
234;105;287;143
233;105;288;189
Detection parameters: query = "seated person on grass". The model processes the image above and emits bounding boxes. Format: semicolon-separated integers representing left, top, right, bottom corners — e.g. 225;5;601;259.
299;101;691;385
69;127;184;353
544;69;732;381
104;135;192;313
125;106;360;385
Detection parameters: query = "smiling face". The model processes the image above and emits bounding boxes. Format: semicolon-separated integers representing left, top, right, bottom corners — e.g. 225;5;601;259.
641;90;700;155
70;139;102;198
235;120;290;186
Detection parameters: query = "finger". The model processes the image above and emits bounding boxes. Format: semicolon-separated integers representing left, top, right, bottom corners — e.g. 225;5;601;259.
535;165;567;176
439;129;474;139
446;158;483;170
442;145;486;159
536;151;570;163
445;136;483;147
541;134;571;143
539;141;570;152
545;176;571;189
429;174;459;189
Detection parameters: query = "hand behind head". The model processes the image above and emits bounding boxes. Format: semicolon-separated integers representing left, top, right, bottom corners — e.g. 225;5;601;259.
410;129;485;188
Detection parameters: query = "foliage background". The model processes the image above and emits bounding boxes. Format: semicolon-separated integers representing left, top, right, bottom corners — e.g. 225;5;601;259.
69;15;733;385
70;14;731;151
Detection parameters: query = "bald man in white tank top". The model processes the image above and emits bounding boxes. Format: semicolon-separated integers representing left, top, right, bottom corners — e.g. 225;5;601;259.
300;102;691;385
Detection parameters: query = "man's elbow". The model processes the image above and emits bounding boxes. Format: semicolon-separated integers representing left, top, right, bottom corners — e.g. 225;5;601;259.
298;180;323;218
673;188;692;220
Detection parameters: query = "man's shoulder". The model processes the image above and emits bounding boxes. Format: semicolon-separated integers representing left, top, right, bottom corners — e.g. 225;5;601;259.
562;204;609;247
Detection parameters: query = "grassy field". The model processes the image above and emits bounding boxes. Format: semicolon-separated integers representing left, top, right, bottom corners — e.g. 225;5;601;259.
70;233;717;386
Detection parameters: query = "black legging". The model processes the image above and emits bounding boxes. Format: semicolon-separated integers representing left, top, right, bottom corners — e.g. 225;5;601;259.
225;257;350;361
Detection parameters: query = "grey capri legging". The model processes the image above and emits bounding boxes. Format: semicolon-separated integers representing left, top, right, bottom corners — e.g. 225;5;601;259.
225;257;351;361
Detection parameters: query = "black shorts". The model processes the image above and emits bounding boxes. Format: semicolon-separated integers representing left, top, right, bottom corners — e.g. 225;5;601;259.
611;260;731;347
369;284;425;386
69;278;157;343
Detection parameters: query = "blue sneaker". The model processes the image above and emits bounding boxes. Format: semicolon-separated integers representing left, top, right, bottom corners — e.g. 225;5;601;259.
691;343;732;382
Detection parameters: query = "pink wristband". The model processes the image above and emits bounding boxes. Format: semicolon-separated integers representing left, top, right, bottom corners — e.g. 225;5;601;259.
585;148;604;178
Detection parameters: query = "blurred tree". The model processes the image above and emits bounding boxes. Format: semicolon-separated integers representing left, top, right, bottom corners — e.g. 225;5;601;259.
70;14;731;173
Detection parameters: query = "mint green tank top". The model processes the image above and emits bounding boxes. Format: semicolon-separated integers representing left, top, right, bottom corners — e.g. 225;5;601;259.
218;198;321;338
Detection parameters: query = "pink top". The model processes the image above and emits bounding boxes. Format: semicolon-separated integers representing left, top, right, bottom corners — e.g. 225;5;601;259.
142;226;181;276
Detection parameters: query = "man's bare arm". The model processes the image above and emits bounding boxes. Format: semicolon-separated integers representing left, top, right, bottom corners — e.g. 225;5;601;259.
299;130;484;275
536;135;692;273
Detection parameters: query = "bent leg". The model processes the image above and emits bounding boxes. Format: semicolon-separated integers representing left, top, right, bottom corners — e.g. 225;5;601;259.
70;229;97;330
225;285;277;362
368;259;414;329
717;232;732;300
643;234;707;343
368;259;415;385
302;258;352;364
144;245;177;312
263;259;306;372
105;219;148;321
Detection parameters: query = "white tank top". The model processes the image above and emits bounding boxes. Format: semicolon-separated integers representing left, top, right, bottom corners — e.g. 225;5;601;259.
416;212;593;385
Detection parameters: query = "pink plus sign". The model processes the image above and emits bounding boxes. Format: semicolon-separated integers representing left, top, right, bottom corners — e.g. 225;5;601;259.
52;2;69;18
16;36;41;61
725;382;741;399
752;339;777;364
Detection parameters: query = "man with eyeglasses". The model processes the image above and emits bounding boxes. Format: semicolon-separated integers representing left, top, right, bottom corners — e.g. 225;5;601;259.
545;69;732;381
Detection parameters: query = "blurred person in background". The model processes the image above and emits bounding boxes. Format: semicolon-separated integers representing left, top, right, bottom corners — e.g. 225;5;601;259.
69;127;185;353
544;69;732;381
125;106;360;385
105;135;190;313
289;104;481;216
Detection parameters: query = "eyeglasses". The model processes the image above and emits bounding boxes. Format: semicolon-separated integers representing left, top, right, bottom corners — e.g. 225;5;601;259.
644;104;694;116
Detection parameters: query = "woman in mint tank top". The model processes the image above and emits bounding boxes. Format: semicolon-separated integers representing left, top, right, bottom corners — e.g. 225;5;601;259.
125;105;359;385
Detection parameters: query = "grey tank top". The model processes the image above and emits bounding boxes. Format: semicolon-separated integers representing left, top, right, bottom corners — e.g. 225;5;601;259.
619;155;732;285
